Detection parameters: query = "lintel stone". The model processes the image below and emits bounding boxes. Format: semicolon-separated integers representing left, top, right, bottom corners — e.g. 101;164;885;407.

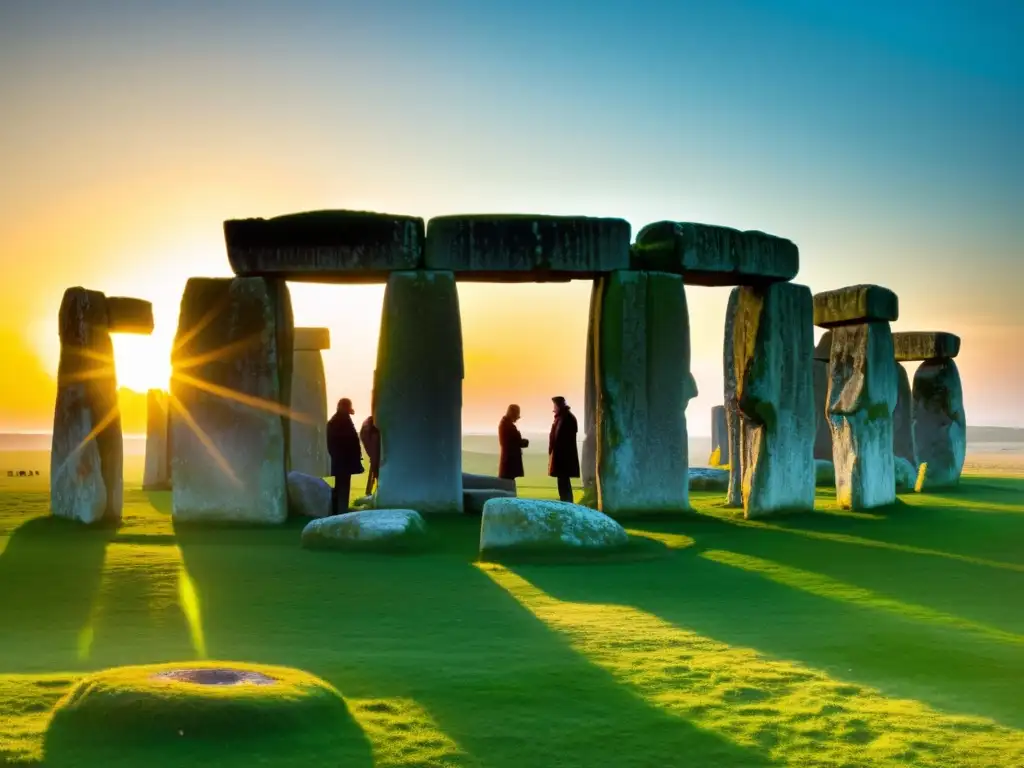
631;221;799;286
425;215;630;280
892;331;960;362
813;284;898;328
106;297;154;335
294;327;331;351
224;210;425;283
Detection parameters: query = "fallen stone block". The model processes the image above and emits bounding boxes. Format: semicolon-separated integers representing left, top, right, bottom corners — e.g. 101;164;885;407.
893;363;916;465
913;358;966;489
709;405;728;466
143;389;171;491
287;471;332;518
425;215;630;280
105;297;154;335
730;282;816;517
463;488;515;515
813;284;899;328
375;271;463;513
479;498;628;559
462;473;516;493
225;210;424;282
170;277;291;524
51;287;122;524
301;509;427;551
293;327;330;351
892;331;961;362
595;271;691;517
689;467;730;491
828;323;898;509
632;221;799;286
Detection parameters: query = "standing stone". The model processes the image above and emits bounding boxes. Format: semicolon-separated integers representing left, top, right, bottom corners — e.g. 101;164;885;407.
913;358;966;489
581;280;599;494
812;332;833;461
893;363;916;466
595;271;691;517
290;327;330;478
375;271;463;513
143;389;171;491
50;288;122;524
724;289;744;507
729;282;816;517
170;277;292;524
709;405;728;466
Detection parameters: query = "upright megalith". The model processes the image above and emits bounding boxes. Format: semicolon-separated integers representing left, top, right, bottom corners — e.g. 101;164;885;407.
815;285;899;510
709;405;728;466
893;362;916;466
727;282;816;517
51;288;123;524
594;271;691;516
724;290;743;507
289;327;330;478
892;332;966;489
170;277;292;524
581;280;600;494
143;389;171;491
812;332;833;460
375;271;463;513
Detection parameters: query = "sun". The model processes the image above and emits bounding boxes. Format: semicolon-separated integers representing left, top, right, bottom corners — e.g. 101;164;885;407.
111;332;172;393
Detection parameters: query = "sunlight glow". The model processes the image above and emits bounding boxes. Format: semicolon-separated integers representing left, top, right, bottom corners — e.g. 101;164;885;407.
178;566;207;659
111;333;172;392
171;371;314;424
53;404;121;486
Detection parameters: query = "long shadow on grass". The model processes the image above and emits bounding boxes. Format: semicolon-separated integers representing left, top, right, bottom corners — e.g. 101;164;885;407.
172;516;782;768
0;515;115;673
508;518;1024;730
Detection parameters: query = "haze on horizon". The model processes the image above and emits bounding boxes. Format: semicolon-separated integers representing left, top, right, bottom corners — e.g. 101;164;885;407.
1;1;1021;435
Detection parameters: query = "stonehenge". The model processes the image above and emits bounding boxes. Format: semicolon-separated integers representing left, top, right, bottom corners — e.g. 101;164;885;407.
290;327;330;478
51;288;153;524
815;285;899;510
143;389;171;491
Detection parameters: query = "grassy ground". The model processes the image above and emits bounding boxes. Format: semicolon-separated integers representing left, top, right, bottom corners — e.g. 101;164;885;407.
1;450;1023;766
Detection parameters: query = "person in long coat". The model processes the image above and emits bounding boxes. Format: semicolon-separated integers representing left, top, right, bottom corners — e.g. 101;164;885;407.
498;404;529;482
326;398;364;515
359;414;381;496
548;396;580;502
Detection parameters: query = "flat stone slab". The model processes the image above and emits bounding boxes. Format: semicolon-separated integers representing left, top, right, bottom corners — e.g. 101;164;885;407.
105;297;154;335
689;467;730;491
814;284;899;328
425;215;630;280
301;509;427;551
463;488;515;515
479;498;628;557
632;221;799;286
287;471;331;518
294;327;331;351
892;331;960;362
462;473;516;493
225;210;425;283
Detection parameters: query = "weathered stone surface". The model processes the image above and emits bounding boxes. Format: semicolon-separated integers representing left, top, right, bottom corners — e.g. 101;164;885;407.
815;459;835;487
813;331;832;361
462;473;516;493
289;348;328;477
170;277;291;524
689;467;730;491
293;327;330;352
893;363;916;465
425;215;629;280
286;471;331;518
709;406;728;466
723;289;744;507
813;359;832;460
51;287;123;524
595;271;691;517
479;498;628;557
581;280;599;492
827;323;898;509
892;331;961;362
632;222;799;286
813;285;899;328
913;358;966;490
225;210;424;282
463;488;515;515
375;271;463;513
301;509;427;551
105;297;154;335
730;282;816;517
894;456;918;493
143;389;171;491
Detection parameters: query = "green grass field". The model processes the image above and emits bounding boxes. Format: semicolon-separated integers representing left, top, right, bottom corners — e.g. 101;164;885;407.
1;449;1023;766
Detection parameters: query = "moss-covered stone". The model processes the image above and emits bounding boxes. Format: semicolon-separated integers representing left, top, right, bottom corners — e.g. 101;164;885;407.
912;358;966;489
892;331;960;362
813;284;899;328
479;498;628;558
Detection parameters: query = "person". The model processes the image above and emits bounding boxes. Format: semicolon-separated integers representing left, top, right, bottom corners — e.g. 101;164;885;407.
326;398;364;515
498;404;529;483
359;413;381;496
548;396;580;502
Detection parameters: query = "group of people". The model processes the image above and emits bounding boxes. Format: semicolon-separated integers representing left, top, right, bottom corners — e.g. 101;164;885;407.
325;395;581;515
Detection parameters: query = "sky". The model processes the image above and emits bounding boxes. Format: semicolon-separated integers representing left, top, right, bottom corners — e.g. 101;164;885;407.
0;0;1021;435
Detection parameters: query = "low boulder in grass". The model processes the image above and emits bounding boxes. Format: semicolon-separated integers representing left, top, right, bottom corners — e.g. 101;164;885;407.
286;472;331;518
815;460;836;488
689;467;730;492
463;488;515;515
301;509;426;552
479;498;628;560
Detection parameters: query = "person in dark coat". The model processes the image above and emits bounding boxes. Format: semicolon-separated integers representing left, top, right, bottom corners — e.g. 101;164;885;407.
359;414;381;496
548;396;580;502
498;404;529;482
326;398;364;515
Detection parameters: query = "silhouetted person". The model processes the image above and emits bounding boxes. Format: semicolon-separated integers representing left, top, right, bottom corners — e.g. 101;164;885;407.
498;404;529;482
326;398;364;515
359;414;381;496
548;396;580;502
